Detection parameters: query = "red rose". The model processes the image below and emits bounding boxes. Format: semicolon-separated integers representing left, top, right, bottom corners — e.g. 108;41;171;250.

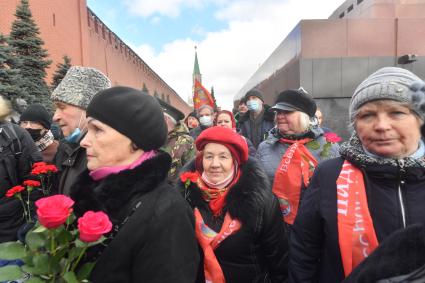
78;211;113;243
180;172;198;183
23;180;41;187
45;164;58;173
35;195;74;229
32;162;47;168
324;132;342;143
5;185;25;198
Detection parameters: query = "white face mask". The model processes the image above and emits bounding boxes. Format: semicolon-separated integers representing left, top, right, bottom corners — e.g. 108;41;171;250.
199;115;213;127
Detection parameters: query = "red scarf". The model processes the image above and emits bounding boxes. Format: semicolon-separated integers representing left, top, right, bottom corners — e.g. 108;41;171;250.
194;208;241;283
198;170;241;216
337;160;379;277
272;138;318;224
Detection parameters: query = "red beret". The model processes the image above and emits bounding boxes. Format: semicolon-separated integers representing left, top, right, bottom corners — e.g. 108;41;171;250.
195;126;249;165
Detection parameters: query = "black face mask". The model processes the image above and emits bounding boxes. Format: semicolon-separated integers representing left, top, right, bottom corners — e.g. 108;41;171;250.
26;128;43;142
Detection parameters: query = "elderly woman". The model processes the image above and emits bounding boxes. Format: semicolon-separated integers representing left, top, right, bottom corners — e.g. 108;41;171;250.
215;110;256;157
178;126;288;283
289;67;425;283
256;89;339;225
70;86;199;283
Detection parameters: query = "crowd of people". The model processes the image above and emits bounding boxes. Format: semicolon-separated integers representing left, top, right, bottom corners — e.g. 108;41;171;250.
0;65;425;283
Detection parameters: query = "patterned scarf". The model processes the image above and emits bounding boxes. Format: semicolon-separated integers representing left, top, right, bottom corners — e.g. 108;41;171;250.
194;208;241;283
272;138;318;224
36;130;54;152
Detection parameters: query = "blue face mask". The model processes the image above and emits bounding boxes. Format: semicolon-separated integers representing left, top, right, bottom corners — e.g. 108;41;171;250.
247;100;261;112
65;111;84;143
65;127;81;143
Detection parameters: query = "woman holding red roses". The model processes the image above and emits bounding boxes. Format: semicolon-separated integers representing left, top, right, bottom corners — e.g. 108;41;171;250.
70;87;199;283
178;126;288;283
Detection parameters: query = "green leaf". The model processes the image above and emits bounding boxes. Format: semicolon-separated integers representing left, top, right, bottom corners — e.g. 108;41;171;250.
26;231;47;250
32;253;50;275
68;247;84;262
26;277;45;283
57;229;73;246
306;140;320;150
63;271;79;283
0;242;26;260
66;213;76;225
77;262;96;281
75;239;89;248
32;225;47;233
0;265;23;281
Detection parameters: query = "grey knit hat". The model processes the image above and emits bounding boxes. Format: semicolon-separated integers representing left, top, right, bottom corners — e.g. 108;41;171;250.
350;67;422;121
51;66;111;109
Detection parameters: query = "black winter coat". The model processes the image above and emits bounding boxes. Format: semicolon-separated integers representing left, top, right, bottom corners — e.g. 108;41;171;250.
53;136;87;196
290;155;425;283
178;158;289;283
71;152;199;283
0;123;42;242
238;105;274;148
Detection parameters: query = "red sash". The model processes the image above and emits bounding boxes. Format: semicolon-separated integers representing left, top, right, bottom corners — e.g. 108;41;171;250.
194;208;241;283
272;138;318;224
337;160;379;277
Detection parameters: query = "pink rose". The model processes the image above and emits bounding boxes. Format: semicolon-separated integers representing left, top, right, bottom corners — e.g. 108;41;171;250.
78;211;113;243
35;195;74;229
324;132;342;143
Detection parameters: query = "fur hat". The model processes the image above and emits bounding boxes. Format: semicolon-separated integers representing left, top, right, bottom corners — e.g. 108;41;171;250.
0;96;11;122
87;86;167;151
195;126;249;165
271;88;317;117
350;67;422;121
51;66;111;110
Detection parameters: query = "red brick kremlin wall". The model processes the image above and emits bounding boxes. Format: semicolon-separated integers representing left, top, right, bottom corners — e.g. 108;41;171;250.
0;0;192;115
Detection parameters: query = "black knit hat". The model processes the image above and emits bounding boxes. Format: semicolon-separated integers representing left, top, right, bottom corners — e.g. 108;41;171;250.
157;98;184;121
271;89;317;117
87;86;167;151
20;104;51;129
244;89;264;102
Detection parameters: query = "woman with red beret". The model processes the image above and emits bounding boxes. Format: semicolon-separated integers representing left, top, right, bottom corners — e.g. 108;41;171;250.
178;126;288;283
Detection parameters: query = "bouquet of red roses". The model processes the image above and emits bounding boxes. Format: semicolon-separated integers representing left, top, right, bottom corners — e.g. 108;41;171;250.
0;195;112;282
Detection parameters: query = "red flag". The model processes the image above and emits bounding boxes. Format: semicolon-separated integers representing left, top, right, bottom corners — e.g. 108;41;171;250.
193;79;215;110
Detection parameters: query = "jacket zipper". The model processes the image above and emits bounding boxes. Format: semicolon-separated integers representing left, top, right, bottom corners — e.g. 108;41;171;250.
397;159;407;228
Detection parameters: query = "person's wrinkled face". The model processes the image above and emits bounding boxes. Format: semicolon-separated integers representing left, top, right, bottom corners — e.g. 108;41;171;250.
80;118;141;171
275;110;303;135
52;102;86;137
199;107;213;119
216;113;233;129
355;100;422;158
202;143;234;184
187;116;199;128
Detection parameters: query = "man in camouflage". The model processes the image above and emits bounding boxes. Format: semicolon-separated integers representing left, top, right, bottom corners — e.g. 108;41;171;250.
158;99;195;182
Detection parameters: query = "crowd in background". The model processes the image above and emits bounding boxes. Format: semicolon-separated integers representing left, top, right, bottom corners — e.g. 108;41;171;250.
1;65;425;283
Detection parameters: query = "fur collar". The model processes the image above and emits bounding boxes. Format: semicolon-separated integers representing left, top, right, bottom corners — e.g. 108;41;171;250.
238;104;274;123
178;157;272;229
71;151;171;225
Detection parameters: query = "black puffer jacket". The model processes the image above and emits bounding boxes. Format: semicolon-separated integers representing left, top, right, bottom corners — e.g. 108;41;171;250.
238;105;275;148
289;134;425;283
71;152;199;283
177;157;289;283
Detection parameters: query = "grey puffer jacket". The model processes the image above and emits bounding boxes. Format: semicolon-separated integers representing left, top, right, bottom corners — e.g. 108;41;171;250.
256;127;340;184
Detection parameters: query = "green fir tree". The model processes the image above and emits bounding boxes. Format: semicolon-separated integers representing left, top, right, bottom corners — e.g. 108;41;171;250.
51;55;71;90
0;33;27;102
8;0;52;106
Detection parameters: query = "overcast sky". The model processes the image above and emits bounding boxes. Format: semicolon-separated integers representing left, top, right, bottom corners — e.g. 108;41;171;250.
87;0;346;110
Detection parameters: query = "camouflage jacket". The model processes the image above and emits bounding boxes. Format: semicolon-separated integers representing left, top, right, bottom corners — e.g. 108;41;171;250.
162;122;195;182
